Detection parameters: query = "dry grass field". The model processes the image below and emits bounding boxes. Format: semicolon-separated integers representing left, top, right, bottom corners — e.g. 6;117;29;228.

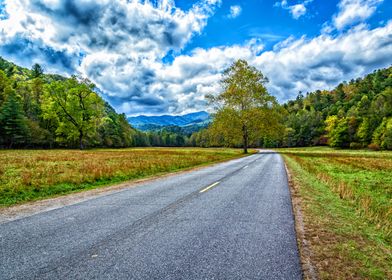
279;147;392;280
0;148;246;206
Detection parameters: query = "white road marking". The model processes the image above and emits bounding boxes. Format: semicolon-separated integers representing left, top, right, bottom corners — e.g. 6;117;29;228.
200;182;220;193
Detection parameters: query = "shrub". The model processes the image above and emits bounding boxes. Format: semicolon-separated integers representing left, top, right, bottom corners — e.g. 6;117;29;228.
349;142;362;149
368;143;380;151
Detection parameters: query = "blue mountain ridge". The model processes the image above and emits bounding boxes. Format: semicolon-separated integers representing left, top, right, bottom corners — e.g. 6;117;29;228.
127;111;211;131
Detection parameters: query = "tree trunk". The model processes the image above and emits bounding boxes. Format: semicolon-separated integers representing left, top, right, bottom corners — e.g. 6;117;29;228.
242;124;248;154
79;130;84;150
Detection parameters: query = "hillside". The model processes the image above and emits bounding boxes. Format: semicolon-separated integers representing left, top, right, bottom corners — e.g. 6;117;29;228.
128;111;210;131
0;57;139;148
0;57;210;149
283;66;392;150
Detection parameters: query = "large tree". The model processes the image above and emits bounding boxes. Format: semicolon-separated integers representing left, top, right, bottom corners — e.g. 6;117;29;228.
42;76;105;149
207;59;284;153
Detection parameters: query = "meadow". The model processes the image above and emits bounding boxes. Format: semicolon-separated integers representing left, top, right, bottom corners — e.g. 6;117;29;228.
280;147;392;280
0;148;246;206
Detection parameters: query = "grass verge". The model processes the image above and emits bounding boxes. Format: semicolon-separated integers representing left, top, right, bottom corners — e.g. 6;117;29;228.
0;148;251;207
279;147;391;279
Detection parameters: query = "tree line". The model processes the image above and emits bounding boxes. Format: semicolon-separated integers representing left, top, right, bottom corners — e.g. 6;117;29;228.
0;57;192;149
187;61;392;151
283;66;392;150
1;56;391;151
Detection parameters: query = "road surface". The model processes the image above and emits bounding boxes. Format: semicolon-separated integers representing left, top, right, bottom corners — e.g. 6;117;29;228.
0;151;302;279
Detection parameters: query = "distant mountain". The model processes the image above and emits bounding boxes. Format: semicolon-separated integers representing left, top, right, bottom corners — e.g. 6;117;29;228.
128;111;211;132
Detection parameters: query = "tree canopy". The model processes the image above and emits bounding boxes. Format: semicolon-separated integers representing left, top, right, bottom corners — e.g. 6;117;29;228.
283;66;392;150
42;77;105;149
206;60;284;153
0;57;149;149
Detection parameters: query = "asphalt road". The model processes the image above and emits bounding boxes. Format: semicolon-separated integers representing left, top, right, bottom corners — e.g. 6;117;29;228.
0;151;302;280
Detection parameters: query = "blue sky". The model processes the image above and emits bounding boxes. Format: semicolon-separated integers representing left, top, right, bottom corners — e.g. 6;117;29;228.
184;0;335;50
0;0;391;115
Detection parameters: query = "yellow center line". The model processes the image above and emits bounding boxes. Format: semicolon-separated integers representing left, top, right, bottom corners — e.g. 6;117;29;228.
199;181;220;193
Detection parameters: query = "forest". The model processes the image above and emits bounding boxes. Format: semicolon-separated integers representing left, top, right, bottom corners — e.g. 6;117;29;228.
0;56;391;150
192;64;392;150
0;57;188;149
283;66;392;150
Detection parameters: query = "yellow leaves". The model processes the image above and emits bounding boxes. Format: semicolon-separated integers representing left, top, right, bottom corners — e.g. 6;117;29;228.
208;59;283;149
325;115;339;133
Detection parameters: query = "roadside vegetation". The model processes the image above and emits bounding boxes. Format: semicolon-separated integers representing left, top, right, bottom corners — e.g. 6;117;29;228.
0;148;247;206
280;147;391;279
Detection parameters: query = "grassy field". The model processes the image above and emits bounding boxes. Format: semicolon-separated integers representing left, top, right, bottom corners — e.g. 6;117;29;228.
0;148;247;207
279;147;391;280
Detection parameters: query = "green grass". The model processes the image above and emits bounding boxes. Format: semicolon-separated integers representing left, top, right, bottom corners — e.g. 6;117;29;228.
279;147;392;279
0;148;251;207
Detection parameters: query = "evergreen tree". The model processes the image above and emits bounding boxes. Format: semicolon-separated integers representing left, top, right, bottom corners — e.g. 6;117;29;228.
0;87;29;148
31;63;44;78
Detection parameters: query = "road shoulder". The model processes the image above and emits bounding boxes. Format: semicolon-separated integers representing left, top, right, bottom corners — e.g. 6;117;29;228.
285;163;318;280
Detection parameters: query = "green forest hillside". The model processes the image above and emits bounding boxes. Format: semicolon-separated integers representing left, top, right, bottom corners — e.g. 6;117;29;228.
284;66;392;150
0;57;145;149
0;57;205;149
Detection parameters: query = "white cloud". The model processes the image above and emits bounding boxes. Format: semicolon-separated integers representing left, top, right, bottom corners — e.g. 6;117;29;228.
228;5;242;19
0;0;391;116
156;21;392;111
0;0;221;58
332;0;383;30
0;0;222;114
289;4;307;19
275;0;313;19
254;22;392;101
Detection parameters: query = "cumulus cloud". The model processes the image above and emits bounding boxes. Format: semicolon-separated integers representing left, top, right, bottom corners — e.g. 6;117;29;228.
121;21;392;113
228;5;242;19
0;0;221;114
275;0;313;19
254;22;392;100
153;44;257;113
0;0;391;115
332;0;383;30
161;21;392;106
